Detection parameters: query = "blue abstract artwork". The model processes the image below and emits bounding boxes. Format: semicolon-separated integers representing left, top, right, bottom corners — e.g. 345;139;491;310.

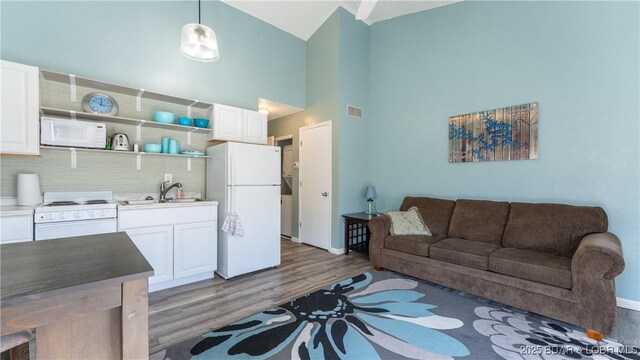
449;102;538;163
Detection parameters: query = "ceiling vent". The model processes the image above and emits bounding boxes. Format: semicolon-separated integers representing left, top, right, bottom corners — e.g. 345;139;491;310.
347;105;363;119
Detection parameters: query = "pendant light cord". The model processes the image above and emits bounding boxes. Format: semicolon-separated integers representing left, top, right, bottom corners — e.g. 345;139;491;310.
198;0;201;24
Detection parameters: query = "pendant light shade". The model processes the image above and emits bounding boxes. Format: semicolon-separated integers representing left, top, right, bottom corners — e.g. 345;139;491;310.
180;23;220;62
180;0;220;62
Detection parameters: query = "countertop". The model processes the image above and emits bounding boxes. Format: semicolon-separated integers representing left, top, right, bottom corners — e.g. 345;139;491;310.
0;232;153;307
117;199;219;211
0;205;38;216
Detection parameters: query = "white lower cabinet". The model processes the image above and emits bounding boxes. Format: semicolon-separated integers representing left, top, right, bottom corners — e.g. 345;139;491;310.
125;225;174;285
174;222;216;279
0;214;34;244
118;203;218;292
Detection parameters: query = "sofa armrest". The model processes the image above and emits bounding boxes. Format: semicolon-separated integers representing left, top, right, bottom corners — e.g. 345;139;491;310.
368;215;391;268
572;232;625;281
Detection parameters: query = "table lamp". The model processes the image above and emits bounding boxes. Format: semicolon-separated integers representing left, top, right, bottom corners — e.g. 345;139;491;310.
364;186;377;215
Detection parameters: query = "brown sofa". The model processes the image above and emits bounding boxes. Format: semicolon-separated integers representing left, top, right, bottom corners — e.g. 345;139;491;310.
369;196;625;334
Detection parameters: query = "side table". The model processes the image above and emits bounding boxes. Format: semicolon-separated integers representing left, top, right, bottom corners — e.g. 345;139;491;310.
342;212;382;255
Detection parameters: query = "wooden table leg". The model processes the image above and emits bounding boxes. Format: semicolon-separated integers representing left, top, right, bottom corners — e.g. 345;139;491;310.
121;278;149;360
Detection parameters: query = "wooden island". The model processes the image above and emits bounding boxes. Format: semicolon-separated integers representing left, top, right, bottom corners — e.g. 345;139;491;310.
1;232;153;359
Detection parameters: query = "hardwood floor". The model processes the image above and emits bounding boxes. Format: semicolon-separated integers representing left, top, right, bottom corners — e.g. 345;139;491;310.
148;238;373;355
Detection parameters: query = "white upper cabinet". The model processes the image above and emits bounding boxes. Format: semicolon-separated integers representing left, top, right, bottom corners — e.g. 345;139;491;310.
211;104;267;144
243;110;268;145
1;60;40;155
212;104;244;142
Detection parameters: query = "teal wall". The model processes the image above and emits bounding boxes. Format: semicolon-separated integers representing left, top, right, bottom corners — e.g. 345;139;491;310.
0;0;306;109
268;9;341;244
368;1;640;301
268;8;370;250
337;10;370;231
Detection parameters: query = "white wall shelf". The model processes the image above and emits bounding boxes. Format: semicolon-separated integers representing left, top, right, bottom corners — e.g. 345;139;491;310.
40;107;211;134
40;69;212;109
40;146;209;158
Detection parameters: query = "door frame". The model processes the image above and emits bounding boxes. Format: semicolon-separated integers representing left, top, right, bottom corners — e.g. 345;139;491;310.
298;121;332;250
275;134;293;142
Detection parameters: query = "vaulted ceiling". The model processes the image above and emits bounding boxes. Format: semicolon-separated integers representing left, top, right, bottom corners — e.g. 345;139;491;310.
221;1;460;40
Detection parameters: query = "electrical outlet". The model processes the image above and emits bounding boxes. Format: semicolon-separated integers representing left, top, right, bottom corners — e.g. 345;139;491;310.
164;174;172;182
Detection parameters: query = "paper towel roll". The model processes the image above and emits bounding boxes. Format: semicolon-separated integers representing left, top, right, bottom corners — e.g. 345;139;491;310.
17;173;43;205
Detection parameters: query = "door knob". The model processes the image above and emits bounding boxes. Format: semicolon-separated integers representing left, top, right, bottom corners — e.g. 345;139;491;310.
322;192;328;197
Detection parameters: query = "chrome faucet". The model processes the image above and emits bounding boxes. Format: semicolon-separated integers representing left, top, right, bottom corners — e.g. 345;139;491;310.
160;181;183;200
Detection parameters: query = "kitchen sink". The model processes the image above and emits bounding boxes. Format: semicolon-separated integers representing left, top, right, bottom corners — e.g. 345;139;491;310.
122;199;156;205
159;198;204;203
120;198;204;206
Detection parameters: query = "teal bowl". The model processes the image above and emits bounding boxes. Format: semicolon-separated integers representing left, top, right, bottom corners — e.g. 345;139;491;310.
178;117;192;126
153;111;175;124
144;143;162;153
193;118;209;128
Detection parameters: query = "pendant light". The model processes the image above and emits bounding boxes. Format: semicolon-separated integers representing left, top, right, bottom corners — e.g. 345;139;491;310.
180;0;220;62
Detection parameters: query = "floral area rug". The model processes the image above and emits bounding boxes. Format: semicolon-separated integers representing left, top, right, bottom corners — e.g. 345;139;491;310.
152;270;639;360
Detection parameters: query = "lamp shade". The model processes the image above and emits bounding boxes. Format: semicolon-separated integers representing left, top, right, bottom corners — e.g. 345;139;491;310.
364;186;377;200
180;23;220;62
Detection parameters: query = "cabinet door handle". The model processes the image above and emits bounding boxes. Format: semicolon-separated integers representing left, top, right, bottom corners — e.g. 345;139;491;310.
322;192;328;197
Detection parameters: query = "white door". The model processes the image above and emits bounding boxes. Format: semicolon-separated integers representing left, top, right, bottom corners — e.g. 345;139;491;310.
126;225;174;285
299;121;332;250
242;110;267;144
228;143;281;185
212;104;243;142
0;60;40;155
225;185;280;278
174;221;217;279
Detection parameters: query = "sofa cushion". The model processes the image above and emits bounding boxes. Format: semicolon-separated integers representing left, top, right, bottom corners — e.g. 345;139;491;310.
384;234;445;257
386;206;432;236
400;197;456;237
430;238;501;270
447;199;510;244
489;248;572;289
503;203;608;258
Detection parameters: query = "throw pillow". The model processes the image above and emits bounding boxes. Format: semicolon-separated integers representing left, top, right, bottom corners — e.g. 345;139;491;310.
386;206;432;236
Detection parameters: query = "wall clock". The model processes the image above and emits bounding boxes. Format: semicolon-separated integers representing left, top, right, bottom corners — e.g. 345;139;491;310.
81;92;119;116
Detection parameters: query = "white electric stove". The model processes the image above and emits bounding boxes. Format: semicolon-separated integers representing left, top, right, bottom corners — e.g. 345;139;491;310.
34;191;117;240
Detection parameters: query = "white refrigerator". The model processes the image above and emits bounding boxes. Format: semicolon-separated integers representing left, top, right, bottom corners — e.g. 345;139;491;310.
206;142;281;279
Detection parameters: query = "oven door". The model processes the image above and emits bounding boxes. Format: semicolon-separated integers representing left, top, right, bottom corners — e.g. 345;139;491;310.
35;218;117;241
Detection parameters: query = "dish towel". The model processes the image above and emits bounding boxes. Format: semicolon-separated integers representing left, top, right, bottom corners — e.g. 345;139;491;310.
222;211;243;236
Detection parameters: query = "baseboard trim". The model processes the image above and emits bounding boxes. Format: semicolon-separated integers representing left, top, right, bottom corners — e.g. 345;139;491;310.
329;247;345;255
617;297;640;311
290;236;301;243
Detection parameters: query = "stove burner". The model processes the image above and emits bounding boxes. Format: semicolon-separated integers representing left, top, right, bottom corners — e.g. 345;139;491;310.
85;200;109;205
45;201;80;206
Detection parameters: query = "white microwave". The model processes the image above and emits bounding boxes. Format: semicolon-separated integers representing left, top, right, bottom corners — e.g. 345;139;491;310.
41;117;106;149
